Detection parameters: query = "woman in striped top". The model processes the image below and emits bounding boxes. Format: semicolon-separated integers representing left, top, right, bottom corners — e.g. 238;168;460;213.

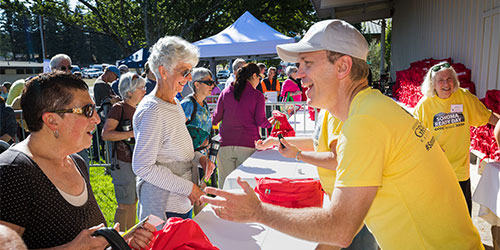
132;36;215;226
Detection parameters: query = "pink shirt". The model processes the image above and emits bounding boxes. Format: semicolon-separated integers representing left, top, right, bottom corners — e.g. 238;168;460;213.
212;82;271;148
281;79;302;102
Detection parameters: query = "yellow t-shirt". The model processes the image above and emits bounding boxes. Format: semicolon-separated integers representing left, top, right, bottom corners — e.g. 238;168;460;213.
413;88;491;181
335;88;482;250
312;109;342;196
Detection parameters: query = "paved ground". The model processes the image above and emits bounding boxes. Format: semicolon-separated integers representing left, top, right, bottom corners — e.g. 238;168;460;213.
471;159;494;249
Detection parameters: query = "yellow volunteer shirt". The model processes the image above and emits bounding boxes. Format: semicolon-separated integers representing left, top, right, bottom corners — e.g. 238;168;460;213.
336;88;482;250
413;88;491;181
312;109;342;196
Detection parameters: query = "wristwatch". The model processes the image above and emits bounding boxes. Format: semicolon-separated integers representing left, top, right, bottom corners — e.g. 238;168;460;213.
295;150;302;161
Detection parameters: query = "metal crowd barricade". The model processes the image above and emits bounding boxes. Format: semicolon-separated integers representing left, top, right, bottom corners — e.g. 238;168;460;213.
207;100;317;138
12;101;318;168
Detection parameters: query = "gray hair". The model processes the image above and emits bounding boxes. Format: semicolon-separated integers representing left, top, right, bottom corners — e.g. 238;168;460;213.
147;36;199;80
119;72;146;99
267;67;277;75
188;67;213;94
49;54;72;70
421;62;459;97
232;58;246;73
285;66;298;77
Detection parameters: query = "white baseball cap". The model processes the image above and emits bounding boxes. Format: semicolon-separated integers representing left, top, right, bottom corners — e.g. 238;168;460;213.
277;19;369;63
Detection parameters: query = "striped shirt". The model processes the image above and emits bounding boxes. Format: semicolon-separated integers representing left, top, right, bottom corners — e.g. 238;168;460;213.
133;95;200;213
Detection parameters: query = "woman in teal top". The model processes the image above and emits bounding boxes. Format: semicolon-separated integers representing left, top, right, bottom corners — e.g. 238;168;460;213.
181;68;215;149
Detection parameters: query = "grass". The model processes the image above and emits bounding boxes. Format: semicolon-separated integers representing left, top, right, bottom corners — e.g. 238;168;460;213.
89;166;117;226
87;155;220;227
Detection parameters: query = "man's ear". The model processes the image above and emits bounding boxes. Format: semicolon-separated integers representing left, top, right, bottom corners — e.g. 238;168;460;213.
337;56;353;80
41;112;60;131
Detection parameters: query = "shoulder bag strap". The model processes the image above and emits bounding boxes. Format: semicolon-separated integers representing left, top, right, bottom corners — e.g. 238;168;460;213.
186;96;198;125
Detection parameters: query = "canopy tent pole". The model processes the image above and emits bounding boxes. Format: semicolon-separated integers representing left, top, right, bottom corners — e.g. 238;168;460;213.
210;57;217;82
380;19;386;77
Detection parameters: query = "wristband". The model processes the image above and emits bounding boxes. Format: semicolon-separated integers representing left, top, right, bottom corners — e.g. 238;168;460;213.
295;150;302;161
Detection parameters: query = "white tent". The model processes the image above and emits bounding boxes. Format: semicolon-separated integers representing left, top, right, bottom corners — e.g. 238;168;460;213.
193;11;295;59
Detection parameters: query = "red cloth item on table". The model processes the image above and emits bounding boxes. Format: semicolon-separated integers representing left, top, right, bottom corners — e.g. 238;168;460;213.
148;217;219;250
481;90;500;114
270;110;295;137
470;126;500;162
308;106;320;121
470;90;500;161
254;177;325;208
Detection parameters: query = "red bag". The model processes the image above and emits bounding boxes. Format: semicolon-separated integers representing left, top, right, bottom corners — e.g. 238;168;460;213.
254;177;325;208
270;110;295;137
148;217;219;250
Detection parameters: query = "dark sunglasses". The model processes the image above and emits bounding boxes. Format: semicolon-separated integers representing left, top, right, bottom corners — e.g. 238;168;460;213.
59;66;73;71
198;80;215;86
50;103;96;118
431;62;450;72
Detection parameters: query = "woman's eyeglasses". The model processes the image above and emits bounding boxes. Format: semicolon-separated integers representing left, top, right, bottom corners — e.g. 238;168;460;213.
198;80;215;86
431;62;450;72
50;104;96;118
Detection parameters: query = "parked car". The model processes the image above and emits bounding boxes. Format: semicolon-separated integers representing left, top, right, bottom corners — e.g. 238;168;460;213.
71;65;81;73
217;70;230;79
83;69;103;79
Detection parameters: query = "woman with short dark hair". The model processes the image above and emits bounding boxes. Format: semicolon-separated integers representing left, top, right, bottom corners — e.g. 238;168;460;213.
0;73;154;249
212;63;272;188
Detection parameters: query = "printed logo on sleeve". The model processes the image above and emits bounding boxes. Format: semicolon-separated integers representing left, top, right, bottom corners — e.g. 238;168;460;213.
412;120;436;151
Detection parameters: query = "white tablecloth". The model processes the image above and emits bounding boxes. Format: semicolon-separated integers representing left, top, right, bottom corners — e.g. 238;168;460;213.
288;109;316;136
472;161;500;225
193;204;318;250
223;148;319;190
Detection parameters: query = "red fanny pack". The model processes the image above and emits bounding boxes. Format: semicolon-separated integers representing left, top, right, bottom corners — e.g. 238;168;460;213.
254;177;325;208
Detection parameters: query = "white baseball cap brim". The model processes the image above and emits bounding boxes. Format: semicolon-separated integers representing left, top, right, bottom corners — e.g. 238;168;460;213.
277;42;325;63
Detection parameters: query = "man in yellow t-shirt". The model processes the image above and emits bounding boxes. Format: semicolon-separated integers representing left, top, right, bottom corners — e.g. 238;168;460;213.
201;19;483;250
256;109;377;249
414;64;499;215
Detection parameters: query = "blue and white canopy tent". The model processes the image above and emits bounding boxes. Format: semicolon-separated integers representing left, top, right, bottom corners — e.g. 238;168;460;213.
194;11;294;59
193;11;295;78
117;48;150;69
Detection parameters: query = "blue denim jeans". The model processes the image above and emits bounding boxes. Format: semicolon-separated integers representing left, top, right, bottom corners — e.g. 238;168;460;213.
343;225;378;250
166;209;193;220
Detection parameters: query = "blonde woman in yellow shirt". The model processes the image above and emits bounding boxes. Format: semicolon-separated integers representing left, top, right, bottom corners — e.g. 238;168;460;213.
414;62;500;215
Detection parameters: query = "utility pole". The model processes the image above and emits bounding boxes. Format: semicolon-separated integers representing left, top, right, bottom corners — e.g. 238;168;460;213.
39;15;46;60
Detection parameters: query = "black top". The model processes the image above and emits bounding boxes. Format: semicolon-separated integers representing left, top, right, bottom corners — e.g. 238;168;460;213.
0;149;106;249
0;103;17;143
93;79;115;106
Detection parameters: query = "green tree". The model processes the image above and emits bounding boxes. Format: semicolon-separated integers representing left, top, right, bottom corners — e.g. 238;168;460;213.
1;0;316;64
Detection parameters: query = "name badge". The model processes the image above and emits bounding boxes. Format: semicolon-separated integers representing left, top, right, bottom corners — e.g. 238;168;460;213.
451;104;463;113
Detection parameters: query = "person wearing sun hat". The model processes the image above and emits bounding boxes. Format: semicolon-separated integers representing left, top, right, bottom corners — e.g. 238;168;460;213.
200;19;483;250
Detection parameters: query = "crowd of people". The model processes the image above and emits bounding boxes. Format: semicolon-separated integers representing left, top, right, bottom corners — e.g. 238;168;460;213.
0;17;497;250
